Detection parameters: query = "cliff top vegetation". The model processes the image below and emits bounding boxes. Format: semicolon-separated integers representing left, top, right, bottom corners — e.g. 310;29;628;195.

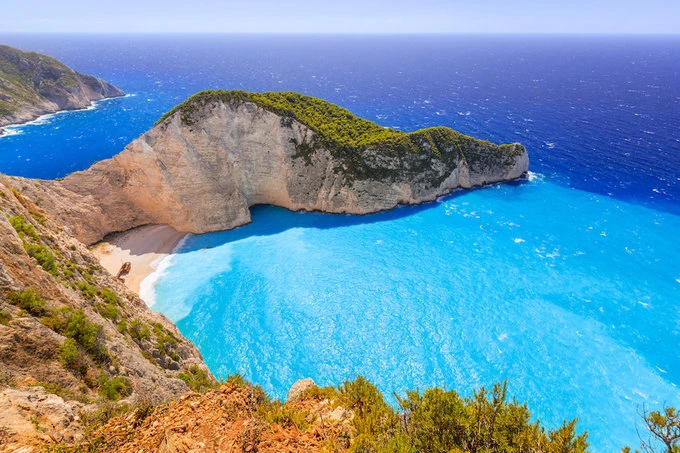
156;89;523;157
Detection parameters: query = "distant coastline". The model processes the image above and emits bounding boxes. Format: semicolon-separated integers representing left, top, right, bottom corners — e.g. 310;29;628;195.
0;95;133;138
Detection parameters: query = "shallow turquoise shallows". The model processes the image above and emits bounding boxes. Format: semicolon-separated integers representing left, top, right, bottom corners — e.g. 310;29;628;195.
149;175;680;452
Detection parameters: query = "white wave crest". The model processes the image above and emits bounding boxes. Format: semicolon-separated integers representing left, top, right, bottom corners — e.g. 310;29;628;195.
138;233;191;307
526;171;545;182
139;255;175;308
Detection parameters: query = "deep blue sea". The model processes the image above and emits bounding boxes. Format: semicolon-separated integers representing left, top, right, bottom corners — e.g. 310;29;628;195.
1;34;678;451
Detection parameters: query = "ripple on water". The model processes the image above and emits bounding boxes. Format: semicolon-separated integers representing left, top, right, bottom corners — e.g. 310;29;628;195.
150;179;680;452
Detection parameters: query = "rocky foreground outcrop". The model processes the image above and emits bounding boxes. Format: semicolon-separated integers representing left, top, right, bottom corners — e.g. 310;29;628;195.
0;44;124;130
74;378;356;453
23;91;528;245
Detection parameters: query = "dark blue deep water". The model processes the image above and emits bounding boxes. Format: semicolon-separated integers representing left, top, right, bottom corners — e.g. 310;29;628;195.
1;35;678;451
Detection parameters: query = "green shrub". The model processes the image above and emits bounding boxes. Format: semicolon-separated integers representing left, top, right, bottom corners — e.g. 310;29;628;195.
226;373;247;387
627;406;680;453
128;319;150;341
28;210;46;225
6;289;47;317
64;309;108;362
0;308;12;325
76;281;97;300
177;365;216;393
58;339;87;375
339;376;389;419
98;375;132;401
301;384;339;402
24;243;57;275
97;287;119;306
79;400;131;430
338;376;394;448
42;307;109;363
97;302;120;321
260;401;313;431
152;322;179;356
9;215;39;240
369;380;589;453
117;318;127;334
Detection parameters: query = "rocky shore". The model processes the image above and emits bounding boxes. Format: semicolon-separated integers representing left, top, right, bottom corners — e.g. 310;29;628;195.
0;44;124;132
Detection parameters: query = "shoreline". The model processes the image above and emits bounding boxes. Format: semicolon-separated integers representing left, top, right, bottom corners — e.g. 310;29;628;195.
0;94;132;138
90;224;187;300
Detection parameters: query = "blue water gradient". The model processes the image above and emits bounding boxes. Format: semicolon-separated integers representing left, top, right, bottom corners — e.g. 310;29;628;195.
0;35;678;451
151;177;680;451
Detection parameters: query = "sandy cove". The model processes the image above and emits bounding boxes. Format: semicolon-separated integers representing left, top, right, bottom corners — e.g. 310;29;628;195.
90;225;186;296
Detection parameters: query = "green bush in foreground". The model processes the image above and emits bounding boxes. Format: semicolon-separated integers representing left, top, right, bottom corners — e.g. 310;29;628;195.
59;338;87;375
128;319;151;342
24;243;57;275
0;308;13;325
43;307;109;363
6;289;47;317
98;375;132;401
330;377;588;453
96;302;119;321
178;365;217;393
624;406;680;453
9;214;39;240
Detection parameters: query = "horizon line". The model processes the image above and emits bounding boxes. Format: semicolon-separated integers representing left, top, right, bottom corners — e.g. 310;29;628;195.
1;31;679;36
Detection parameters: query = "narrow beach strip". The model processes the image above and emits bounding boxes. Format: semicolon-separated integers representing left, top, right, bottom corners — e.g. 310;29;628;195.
90;224;187;299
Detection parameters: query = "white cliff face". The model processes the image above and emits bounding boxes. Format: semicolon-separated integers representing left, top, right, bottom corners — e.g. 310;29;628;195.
28;100;528;245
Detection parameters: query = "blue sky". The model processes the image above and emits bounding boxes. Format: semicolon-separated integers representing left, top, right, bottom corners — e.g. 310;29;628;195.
2;0;679;34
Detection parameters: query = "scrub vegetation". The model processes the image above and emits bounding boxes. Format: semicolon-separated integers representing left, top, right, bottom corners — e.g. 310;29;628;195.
0;44;79;118
47;374;679;453
156;90;524;182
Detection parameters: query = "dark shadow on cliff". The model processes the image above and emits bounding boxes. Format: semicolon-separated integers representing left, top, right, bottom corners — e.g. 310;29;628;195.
170;177;531;253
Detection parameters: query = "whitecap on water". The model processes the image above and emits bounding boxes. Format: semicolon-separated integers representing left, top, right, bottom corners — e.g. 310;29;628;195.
526;171;544;182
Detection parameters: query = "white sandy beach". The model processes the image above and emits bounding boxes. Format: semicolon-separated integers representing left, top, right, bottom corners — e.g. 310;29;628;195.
90;224;186;295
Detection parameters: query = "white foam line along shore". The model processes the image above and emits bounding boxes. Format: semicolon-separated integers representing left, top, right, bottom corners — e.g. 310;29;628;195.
0;94;135;138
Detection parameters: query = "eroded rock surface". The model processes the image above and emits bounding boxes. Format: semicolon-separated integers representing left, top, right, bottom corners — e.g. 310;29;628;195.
24;97;527;245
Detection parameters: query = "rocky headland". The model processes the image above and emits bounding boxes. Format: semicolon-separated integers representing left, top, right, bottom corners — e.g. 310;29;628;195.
0;44;124;133
18;90;528;245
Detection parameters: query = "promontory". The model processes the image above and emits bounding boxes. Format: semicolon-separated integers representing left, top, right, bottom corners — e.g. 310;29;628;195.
21;90;529;245
0;44;124;132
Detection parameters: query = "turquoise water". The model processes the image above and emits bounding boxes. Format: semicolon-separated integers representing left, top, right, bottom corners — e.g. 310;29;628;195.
1;35;678;451
151;175;680;451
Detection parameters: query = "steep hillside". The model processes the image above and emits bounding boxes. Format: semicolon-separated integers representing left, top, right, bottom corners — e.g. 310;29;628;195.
0;44;124;131
0;176;210;450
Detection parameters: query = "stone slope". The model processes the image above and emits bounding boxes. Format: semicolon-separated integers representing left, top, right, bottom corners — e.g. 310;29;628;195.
0;44;124;130
0;177;210;449
24;91;528;245
67;380;355;453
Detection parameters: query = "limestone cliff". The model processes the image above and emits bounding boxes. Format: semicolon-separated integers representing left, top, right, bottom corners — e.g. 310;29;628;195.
0;177;210;449
0;44;124;131
25;90;528;245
